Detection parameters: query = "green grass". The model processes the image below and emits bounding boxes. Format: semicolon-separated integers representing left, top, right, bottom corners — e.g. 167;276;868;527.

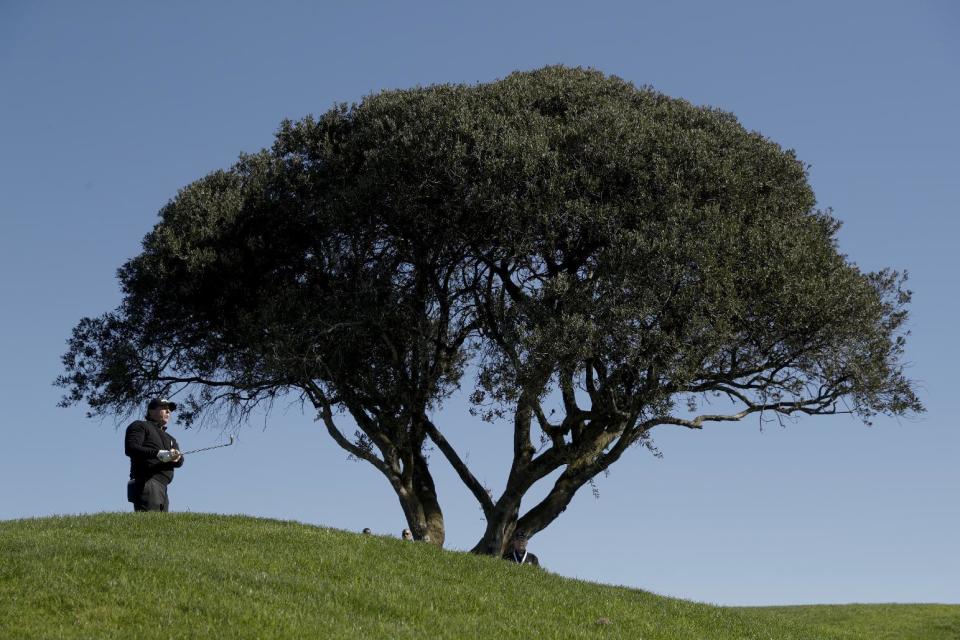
1;514;955;639
737;604;960;640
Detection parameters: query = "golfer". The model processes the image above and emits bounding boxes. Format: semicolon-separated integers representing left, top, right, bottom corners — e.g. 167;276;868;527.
125;398;184;512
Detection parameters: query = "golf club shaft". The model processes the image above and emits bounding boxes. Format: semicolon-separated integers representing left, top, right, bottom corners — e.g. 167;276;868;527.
181;436;235;455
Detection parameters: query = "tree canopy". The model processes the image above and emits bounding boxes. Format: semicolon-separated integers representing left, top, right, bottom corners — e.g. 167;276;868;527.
59;66;921;553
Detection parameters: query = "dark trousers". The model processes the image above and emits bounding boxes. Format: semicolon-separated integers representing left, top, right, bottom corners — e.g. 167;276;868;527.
130;477;170;512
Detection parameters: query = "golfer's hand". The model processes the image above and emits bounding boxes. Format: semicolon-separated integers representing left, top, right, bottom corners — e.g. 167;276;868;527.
170;449;183;463
157;450;174;462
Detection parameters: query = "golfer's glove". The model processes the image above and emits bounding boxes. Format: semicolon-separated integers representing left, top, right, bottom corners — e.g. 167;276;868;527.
157;450;174;462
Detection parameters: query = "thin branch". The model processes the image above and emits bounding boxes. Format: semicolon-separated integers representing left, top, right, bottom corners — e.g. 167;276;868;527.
422;416;495;514
302;380;394;477
658;391;852;430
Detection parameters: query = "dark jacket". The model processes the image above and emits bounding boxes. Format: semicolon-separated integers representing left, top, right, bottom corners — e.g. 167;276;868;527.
125;420;184;485
503;550;540;566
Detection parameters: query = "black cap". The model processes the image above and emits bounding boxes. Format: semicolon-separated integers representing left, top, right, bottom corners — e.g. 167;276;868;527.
512;529;528;540
147;398;177;411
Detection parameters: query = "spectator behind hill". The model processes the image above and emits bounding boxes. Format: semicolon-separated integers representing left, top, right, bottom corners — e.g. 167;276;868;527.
503;529;539;566
401;528;413;541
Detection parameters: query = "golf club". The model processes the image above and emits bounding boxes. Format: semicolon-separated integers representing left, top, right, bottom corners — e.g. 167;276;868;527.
180;435;235;456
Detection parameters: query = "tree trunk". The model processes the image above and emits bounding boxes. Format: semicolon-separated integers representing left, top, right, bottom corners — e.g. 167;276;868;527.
469;464;597;556
470;510;517;557
395;452;445;546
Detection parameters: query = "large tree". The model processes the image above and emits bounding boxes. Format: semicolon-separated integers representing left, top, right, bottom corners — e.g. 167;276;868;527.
59;66;921;554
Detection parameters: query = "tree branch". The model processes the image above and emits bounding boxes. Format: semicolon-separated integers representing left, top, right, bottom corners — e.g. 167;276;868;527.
303;381;394;477
532;401;566;449
658;388;850;430
422;416;495;515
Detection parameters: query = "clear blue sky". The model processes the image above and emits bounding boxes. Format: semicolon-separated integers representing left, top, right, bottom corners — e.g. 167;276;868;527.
1;1;957;607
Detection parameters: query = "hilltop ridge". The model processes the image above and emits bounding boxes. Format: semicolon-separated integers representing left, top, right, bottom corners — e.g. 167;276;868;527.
1;513;956;639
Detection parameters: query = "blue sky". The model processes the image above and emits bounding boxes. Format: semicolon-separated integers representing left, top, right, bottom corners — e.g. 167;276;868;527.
1;1;957;606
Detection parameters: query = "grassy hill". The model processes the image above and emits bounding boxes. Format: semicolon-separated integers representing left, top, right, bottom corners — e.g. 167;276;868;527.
1;514;956;639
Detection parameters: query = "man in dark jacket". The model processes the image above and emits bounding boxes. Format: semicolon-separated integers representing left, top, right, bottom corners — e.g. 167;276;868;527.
503;529;540;566
125;398;184;512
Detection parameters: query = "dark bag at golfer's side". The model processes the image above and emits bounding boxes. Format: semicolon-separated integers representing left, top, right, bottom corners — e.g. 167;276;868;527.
126;479;141;503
